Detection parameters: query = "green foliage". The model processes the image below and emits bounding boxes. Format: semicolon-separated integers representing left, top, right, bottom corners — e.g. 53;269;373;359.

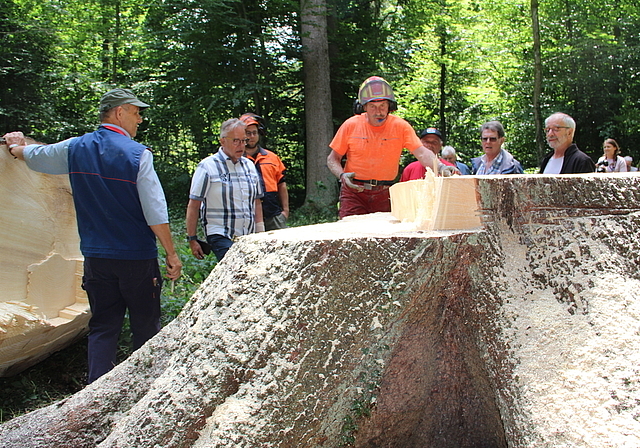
288;202;339;226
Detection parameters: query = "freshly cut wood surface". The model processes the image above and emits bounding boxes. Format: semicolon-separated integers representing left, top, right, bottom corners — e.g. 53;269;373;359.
0;145;89;377
390;173;482;231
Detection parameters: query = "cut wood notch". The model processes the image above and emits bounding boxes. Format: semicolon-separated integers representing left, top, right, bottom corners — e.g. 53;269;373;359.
390;170;482;231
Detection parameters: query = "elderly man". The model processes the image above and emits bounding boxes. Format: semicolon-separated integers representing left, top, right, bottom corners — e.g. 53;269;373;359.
441;145;471;175
540;112;595;174
186;118;264;262
240;113;289;230
3;88;182;383
624;156;638;172
327;76;443;218
400;127;458;181
472;121;524;175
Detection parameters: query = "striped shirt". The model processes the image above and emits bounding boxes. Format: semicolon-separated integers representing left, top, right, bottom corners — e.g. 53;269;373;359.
189;148;263;240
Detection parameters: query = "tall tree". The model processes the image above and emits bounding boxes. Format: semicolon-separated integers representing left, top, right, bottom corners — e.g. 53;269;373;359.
300;0;337;210
531;0;544;162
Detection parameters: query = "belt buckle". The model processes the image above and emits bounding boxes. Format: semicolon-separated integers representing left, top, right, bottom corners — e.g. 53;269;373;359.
369;179;379;186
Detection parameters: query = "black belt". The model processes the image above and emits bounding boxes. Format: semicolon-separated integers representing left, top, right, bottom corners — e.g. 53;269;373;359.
353;178;395;186
351;178;394;191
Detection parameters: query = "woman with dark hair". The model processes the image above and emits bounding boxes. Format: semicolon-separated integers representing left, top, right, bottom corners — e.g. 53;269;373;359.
596;138;628;173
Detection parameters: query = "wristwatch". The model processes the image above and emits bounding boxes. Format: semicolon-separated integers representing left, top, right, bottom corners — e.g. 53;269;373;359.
186;235;198;241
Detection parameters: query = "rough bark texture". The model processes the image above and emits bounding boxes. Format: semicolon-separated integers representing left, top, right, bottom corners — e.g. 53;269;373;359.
1;174;639;447
300;0;338;208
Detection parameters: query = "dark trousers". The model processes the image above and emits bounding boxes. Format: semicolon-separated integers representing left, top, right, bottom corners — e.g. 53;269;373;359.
207;234;234;261
82;257;162;383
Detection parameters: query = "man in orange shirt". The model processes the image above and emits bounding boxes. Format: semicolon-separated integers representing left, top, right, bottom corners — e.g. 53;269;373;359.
240;113;289;230
327;76;440;218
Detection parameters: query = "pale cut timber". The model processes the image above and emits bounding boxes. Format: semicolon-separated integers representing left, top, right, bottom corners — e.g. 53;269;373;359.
0;144;89;377
390;172;481;231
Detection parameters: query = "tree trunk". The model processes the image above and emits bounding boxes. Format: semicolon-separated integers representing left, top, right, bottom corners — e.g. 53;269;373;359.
2;174;640;447
531;0;545;163
438;25;447;134
300;0;337;210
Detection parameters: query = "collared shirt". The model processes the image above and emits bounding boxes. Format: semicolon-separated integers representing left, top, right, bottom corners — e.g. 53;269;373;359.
475;150;505;175
189;148;263;239
22;124;169;226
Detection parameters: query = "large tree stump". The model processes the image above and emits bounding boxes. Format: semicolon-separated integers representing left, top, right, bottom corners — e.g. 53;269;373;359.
0;145;89;377
0;173;639;447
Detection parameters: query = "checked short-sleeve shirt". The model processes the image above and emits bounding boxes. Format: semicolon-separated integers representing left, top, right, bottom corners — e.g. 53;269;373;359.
189;148;263;240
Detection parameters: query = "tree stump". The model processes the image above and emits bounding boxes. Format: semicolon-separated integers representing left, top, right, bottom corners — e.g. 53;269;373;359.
1;173;639;448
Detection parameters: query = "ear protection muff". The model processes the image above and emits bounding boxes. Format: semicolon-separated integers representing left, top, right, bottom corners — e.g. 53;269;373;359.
353;100;364;115
353;99;397;115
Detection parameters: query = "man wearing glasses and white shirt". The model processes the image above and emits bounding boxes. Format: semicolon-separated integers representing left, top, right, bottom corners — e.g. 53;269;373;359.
540;112;595;174
471;120;524;175
186;118;264;262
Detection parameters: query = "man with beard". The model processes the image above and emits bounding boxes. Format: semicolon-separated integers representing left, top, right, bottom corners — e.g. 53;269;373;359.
240;113;289;230
327;76;443;218
540;112;595;174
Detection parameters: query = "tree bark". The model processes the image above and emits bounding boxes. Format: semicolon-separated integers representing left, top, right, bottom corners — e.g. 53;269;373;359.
531;0;545;163
300;0;337;210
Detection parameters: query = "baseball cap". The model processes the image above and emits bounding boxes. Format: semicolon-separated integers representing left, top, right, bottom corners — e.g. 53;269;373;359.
99;88;150;112
419;127;443;140
239;113;266;134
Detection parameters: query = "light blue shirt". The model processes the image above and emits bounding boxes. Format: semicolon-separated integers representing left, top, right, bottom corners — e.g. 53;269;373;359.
23;124;168;226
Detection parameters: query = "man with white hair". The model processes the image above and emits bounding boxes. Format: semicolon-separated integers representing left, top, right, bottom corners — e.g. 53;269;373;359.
186;118;264;262
624;156;638;172
540;112;595;174
441;145;471;175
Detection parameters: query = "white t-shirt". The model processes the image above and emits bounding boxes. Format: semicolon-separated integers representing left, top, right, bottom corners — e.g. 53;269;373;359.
543;156;564;174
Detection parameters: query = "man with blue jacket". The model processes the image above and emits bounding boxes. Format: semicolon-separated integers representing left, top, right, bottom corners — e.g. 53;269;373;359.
3;88;182;383
471;121;524;175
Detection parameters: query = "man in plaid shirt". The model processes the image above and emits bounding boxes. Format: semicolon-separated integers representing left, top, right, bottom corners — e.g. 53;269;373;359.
186;118;264;261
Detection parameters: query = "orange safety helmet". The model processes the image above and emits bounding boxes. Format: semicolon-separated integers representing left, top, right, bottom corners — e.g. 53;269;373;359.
239;113;266;136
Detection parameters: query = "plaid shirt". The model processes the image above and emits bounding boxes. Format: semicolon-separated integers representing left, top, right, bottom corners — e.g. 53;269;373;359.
189;148;263;239
475;150;505;175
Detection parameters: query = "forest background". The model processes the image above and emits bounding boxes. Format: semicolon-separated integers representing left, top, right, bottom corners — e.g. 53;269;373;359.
2;0;640;212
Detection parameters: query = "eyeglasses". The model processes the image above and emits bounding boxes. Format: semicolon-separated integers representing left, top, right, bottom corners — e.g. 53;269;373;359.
223;137;250;146
544;126;569;134
481;137;498;142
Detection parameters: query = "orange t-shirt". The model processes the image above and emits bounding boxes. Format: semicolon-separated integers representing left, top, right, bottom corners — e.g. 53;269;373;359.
330;114;422;181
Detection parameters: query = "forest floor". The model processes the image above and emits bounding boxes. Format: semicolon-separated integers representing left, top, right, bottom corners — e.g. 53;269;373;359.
0;337;88;423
